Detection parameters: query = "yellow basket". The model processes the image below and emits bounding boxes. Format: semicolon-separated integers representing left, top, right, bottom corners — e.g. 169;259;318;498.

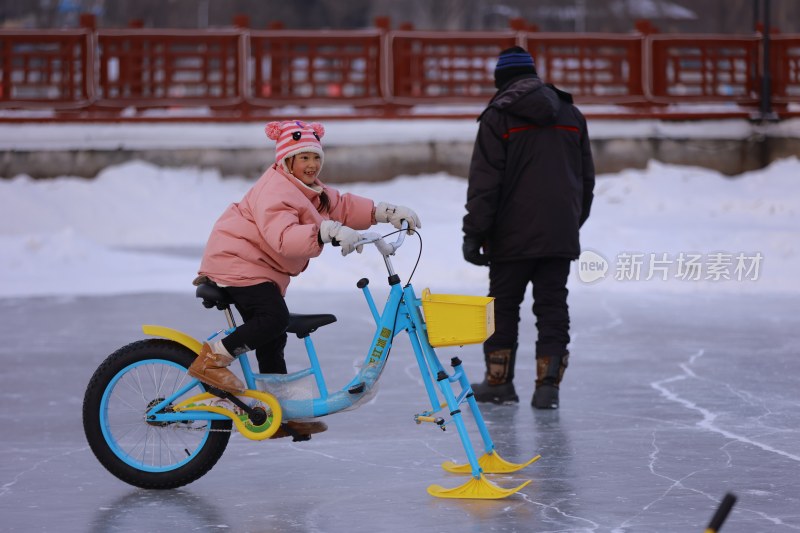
420;288;495;347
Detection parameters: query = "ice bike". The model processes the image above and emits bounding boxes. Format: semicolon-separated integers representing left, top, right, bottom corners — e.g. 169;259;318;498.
82;223;540;499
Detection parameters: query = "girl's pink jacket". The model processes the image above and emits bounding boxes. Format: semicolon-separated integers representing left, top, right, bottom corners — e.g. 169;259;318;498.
199;164;375;295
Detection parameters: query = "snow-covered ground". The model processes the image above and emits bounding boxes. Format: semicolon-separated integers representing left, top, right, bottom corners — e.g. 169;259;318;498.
1;155;797;298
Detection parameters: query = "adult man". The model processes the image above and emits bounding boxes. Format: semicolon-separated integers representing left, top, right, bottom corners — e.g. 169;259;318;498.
463;46;595;409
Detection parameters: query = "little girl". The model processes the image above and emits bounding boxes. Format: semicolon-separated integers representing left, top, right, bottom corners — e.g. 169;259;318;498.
188;120;421;437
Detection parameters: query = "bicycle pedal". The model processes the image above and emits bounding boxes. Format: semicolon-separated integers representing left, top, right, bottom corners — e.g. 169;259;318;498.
271;423;312;441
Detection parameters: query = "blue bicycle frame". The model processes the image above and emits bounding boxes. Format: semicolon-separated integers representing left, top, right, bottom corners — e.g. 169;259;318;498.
145;226;538;498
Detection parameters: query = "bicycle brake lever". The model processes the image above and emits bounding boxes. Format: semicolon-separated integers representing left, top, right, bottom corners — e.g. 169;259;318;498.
356;232;392;255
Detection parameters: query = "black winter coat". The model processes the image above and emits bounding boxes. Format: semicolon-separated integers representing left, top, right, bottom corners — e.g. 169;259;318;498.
463;75;595;261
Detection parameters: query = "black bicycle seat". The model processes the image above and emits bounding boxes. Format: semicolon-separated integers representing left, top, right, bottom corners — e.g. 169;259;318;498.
287;314;337;338
195;283;234;310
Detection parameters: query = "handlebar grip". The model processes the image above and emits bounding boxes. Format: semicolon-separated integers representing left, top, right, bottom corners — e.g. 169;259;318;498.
330;238;340;247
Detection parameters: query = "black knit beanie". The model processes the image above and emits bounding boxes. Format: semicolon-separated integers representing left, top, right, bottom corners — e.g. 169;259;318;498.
494;46;536;89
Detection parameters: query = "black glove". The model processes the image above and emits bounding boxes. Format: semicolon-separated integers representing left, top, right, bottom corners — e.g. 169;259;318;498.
462;236;489;266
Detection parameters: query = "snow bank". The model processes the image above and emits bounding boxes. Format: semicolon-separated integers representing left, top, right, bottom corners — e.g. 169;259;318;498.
1;157;797;297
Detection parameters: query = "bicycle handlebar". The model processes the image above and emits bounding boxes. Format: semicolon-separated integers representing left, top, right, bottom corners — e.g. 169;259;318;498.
329;220;410;257
357;220;409;257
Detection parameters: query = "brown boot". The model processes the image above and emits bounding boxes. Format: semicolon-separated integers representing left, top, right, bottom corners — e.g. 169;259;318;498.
532;353;569;409
270;420;328;441
188;342;246;394
470;349;519;404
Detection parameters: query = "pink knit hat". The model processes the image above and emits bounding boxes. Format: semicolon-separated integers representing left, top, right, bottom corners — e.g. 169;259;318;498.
265;120;325;172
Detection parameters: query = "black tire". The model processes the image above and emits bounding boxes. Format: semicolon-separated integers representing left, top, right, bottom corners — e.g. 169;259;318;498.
82;339;232;489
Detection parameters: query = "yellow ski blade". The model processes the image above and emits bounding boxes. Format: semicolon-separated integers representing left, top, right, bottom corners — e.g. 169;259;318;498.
442;452;541;474
427;474;531;499
173;390;283;441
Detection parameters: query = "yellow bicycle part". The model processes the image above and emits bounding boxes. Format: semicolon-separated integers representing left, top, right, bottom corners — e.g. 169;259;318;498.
441;451;542;474
427;474;531;499
173;391;283;441
142;324;202;354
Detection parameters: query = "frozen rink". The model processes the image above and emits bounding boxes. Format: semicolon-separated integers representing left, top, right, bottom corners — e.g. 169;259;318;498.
1;286;799;532
1;132;799;531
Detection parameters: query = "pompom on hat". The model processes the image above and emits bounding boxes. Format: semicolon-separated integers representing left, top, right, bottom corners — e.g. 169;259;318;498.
494;46;537;89
265;120;325;172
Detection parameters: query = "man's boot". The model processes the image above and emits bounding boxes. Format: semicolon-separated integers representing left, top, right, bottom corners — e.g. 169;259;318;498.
188;342;246;394
532;352;568;409
470;348;519;404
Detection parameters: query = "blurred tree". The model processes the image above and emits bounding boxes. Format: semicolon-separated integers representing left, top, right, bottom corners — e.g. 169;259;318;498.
101;0;373;29
1;0;798;33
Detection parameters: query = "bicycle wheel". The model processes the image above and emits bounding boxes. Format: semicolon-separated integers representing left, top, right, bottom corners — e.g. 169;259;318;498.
82;338;232;489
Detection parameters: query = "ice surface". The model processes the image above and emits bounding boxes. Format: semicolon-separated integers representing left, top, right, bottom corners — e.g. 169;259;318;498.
0;289;798;532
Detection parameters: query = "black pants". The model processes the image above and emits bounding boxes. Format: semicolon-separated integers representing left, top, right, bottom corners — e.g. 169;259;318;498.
484;258;571;375
220;281;290;374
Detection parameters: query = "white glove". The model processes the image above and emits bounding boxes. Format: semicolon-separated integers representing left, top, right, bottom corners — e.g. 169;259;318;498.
375;202;422;234
319;220;363;256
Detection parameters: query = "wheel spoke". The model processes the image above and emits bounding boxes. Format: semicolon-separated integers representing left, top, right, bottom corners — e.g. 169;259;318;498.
105;359;209;469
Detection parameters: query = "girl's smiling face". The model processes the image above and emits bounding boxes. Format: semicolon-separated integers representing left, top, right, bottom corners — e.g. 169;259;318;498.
288;152;322;185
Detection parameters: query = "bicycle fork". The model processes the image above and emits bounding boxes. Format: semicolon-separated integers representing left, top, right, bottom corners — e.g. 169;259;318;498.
361;282;539;498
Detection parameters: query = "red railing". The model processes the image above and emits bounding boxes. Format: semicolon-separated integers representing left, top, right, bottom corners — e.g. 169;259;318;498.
771;35;800;104
525;33;646;104
389;31;517;103
248;29;384;107
0;23;797;120
648;35;761;104
95;29;244;108
0;29;93;109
